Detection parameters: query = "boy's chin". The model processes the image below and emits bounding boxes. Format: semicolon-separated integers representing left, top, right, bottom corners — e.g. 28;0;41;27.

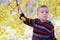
39;18;47;21
43;18;47;21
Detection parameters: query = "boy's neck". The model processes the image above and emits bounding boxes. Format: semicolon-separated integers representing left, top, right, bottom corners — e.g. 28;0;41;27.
39;19;46;23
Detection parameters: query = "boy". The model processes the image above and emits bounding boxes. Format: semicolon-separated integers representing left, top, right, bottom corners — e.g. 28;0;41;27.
19;5;57;40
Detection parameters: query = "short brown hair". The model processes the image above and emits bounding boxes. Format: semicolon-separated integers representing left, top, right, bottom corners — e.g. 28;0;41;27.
40;5;48;7
37;5;48;12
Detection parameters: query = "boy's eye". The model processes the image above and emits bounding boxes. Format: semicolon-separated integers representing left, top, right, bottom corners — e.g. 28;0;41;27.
40;11;48;14
41;11;44;13
46;11;48;14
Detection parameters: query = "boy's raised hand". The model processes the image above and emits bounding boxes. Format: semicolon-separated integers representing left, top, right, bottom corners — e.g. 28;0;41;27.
18;4;26;21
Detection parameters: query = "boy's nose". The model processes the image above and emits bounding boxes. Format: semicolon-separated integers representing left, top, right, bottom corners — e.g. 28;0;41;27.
43;12;46;14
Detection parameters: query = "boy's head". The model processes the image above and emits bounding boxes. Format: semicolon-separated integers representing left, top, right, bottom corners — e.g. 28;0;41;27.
37;5;49;22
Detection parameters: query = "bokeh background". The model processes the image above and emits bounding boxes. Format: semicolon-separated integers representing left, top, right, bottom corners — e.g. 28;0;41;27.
0;0;60;40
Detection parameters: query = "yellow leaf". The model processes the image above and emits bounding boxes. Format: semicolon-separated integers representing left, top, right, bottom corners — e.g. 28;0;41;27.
44;0;49;5
10;3;15;8
3;13;9;18
19;29;24;36
7;6;11;10
57;35;60;40
21;25;26;29
14;33;17;36
5;32;9;36
39;0;42;4
9;0;12;2
1;37;7;40
3;9;9;13
0;4;4;12
0;27;6;36
36;1;41;6
11;15;18;21
20;0;28;8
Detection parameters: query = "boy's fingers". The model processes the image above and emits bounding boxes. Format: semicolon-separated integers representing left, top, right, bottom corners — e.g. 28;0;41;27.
19;13;24;19
19;17;26;21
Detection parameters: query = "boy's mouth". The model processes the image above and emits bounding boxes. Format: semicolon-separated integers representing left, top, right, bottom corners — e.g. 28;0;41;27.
43;16;47;18
43;16;47;17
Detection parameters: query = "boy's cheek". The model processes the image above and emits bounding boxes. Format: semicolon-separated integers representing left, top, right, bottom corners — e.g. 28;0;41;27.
37;13;48;19
43;16;48;20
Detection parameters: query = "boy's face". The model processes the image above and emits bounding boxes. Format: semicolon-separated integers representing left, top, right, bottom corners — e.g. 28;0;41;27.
37;7;49;21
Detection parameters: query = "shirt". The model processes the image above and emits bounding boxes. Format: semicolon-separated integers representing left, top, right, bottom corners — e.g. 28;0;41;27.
19;13;57;40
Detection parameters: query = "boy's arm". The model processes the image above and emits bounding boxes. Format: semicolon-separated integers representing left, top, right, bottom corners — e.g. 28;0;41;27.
19;6;34;27
49;28;57;40
49;22;57;40
19;12;34;27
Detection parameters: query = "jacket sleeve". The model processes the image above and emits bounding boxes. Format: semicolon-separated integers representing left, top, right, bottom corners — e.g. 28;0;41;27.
49;21;57;40
19;13;34;27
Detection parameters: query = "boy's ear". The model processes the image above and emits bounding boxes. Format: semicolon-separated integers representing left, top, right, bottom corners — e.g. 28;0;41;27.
37;12;39;17
37;13;38;16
